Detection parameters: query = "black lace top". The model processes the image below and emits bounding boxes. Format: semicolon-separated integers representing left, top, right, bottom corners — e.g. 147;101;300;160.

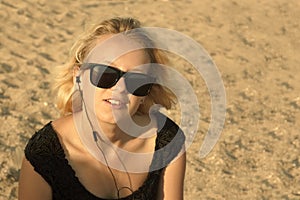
25;113;185;200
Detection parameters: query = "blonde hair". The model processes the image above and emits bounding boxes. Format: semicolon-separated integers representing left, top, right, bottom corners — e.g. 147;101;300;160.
53;17;176;116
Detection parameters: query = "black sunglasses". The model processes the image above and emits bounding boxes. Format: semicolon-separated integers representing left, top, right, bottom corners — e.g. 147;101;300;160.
81;63;155;96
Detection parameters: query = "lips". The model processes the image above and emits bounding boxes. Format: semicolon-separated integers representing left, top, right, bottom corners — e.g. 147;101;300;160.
106;99;121;105
104;98;128;109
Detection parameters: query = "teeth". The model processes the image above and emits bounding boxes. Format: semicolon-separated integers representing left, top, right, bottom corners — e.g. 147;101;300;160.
108;99;120;105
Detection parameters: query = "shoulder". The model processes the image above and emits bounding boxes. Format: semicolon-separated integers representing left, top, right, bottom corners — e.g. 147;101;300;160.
155;112;185;149
51;114;76;142
24;121;64;167
150;112;185;170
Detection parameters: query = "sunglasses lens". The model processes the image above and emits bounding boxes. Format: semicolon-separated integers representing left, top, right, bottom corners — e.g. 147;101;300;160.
89;64;154;96
90;65;119;88
125;73;154;96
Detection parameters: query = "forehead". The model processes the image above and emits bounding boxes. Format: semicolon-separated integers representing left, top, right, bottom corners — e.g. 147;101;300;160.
111;49;150;71
85;34;150;68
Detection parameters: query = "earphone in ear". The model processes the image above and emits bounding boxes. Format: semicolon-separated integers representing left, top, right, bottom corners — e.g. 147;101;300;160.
73;65;81;84
76;76;81;83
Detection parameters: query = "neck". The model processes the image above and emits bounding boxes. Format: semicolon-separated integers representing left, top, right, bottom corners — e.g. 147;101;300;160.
98;120;131;144
75;107;157;148
98;113;156;145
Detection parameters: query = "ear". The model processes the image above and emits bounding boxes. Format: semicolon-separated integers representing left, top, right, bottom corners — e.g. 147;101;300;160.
73;66;80;84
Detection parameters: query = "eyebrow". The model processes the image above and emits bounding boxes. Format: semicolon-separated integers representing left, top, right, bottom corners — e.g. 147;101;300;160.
103;60;115;66
103;60;145;73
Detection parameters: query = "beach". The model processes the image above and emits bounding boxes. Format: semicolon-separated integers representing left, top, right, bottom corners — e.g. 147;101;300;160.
1;0;300;199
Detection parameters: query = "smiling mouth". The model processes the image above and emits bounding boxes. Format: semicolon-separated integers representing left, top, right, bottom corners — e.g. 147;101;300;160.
106;99;121;105
104;98;127;108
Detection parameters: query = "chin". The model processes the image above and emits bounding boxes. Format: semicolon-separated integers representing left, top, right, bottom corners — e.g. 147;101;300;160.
97;114;116;124
96;107;136;126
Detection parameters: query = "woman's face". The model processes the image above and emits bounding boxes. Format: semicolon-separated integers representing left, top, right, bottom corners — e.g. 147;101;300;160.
77;39;150;127
93;49;151;125
78;34;154;127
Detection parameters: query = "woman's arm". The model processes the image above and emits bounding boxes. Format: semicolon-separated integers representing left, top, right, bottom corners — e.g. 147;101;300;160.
157;152;186;200
18;158;52;200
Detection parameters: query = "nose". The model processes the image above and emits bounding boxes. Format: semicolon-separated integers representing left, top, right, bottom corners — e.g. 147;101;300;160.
111;77;127;94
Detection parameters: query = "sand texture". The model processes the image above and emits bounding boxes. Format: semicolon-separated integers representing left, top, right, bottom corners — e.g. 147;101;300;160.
1;0;300;199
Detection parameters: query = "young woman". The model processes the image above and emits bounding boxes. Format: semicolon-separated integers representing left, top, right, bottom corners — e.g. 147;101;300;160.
18;17;186;200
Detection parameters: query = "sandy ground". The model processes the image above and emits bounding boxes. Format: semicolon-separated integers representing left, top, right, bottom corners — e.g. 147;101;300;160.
1;0;300;199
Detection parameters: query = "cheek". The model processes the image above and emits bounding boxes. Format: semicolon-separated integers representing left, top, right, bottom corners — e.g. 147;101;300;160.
94;87;106;99
93;89;107;110
129;96;142;114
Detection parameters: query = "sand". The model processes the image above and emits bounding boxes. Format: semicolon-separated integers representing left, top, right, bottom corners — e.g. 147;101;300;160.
1;0;300;199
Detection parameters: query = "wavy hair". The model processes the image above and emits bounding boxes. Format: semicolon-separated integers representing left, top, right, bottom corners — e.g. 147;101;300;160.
53;17;176;116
